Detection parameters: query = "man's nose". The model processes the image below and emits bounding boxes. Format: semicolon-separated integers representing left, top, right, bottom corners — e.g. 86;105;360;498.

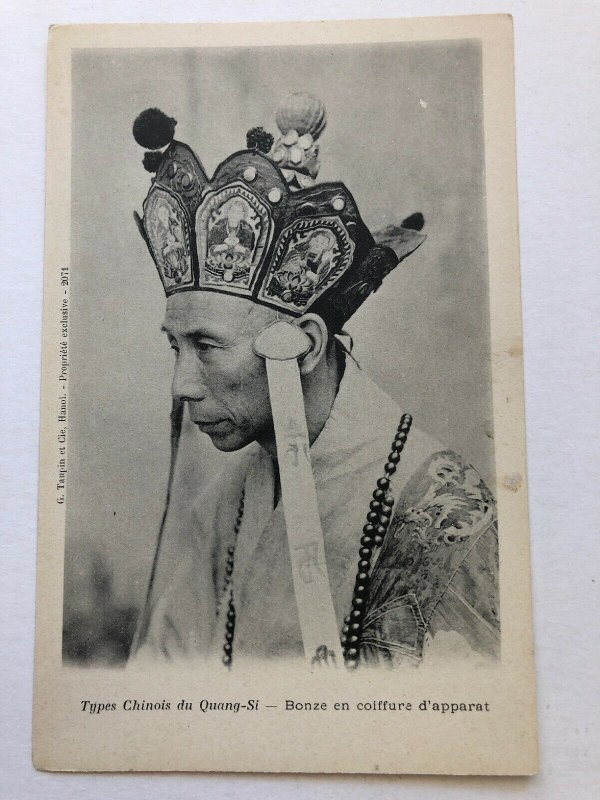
171;351;208;402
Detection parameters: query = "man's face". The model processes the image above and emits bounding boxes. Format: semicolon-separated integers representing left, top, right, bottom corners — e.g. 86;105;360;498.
162;292;278;452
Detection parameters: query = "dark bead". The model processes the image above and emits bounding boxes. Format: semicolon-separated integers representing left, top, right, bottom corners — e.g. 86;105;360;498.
377;477;390;489
360;535;373;547
357;571;369;581
342;625;349;635
376;525;387;537
374;534;384;546
340;636;347;646
350;623;360;631
227;545;235;555
358;560;370;571
369;500;382;512
379;510;391;523
384;463;397;476
223;643;232;655
359;547;372;558
351;609;363;620
224;631;234;643
373;488;385;501
388;451;401;464
350;635;359;644
354;583;367;595
345;658;359;669
362;523;375;535
227;609;235;621
222;654;232;666
366;511;379;524
344;615;351;625
225;621;235;633
346;648;358;657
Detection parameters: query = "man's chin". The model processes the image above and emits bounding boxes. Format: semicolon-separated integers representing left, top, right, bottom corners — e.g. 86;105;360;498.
196;424;250;452
209;434;248;453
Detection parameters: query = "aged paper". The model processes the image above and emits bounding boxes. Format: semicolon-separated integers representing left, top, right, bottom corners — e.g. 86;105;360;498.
34;15;537;774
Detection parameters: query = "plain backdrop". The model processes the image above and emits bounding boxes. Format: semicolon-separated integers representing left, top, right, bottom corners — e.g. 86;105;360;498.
0;1;598;799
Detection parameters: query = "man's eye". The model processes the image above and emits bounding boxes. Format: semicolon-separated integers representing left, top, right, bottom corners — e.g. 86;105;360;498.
196;341;214;353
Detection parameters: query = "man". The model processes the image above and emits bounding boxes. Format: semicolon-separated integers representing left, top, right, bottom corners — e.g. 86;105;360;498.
130;97;500;668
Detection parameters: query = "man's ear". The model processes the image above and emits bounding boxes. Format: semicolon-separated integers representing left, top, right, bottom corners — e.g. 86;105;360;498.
294;313;329;376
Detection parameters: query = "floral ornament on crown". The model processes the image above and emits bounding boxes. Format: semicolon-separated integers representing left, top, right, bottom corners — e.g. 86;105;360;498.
270;93;327;190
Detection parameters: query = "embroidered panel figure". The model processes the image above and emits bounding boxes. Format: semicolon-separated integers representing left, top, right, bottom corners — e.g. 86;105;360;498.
129;93;499;669
197;183;273;293
260;218;355;312
143;189;194;291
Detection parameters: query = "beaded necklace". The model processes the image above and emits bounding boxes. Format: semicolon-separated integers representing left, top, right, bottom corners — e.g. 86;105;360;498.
221;413;412;668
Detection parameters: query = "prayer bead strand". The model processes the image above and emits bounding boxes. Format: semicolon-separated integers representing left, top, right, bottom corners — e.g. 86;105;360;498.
341;413;413;668
222;490;245;668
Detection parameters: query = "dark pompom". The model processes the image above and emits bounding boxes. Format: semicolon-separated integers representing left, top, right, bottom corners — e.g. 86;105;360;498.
246;127;274;153
142;150;166;173
401;212;425;231
133;108;177;150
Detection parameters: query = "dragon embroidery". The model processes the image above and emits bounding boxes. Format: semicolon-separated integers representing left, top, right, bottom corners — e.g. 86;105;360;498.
394;451;496;549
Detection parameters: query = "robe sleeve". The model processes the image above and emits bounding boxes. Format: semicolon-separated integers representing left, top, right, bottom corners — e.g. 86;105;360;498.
360;450;500;666
130;499;219;663
130;450;248;664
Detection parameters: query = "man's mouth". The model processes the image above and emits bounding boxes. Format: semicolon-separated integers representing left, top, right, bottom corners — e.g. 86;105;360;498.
193;419;229;432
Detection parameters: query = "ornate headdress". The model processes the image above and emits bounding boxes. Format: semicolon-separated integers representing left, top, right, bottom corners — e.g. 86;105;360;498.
132;93;425;332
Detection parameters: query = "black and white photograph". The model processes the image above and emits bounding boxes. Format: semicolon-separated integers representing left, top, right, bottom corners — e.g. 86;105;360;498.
64;40;499;670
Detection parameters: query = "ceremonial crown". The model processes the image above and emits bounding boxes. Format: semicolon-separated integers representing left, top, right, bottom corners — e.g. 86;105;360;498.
133;94;425;331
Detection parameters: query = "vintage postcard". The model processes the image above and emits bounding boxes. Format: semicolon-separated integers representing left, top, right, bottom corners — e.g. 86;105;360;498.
34;15;537;774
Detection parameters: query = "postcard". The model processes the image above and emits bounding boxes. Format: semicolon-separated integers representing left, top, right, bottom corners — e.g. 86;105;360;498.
34;15;537;774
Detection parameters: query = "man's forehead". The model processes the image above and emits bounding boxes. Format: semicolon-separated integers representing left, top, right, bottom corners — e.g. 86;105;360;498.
162;292;276;338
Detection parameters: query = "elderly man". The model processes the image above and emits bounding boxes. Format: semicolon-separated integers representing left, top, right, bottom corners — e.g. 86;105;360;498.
130;96;500;668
